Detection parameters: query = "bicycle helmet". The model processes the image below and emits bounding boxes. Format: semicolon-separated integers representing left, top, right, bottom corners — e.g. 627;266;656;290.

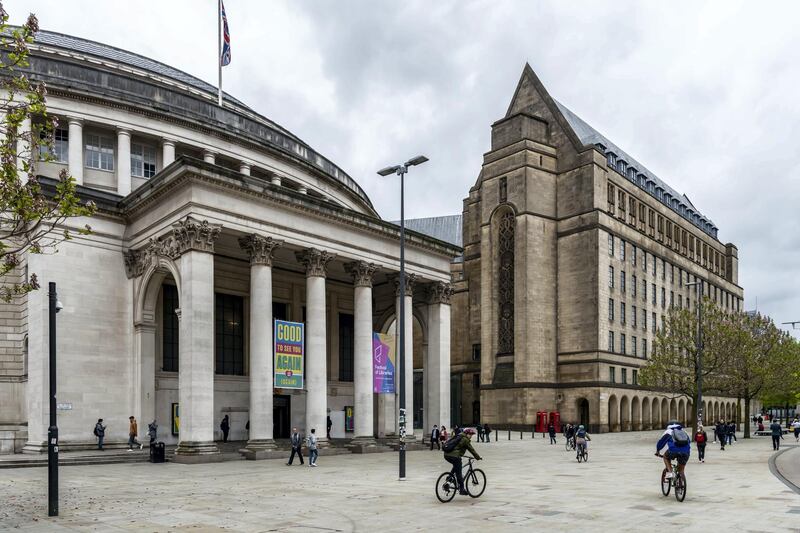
666;419;681;428
464;427;477;435
578;425;585;430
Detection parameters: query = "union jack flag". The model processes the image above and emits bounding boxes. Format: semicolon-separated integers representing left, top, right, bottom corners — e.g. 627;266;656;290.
220;0;231;66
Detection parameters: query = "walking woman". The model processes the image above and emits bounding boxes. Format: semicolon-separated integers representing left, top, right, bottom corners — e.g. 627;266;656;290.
694;425;708;463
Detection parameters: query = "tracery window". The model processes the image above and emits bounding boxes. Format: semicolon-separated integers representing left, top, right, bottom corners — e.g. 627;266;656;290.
497;211;515;354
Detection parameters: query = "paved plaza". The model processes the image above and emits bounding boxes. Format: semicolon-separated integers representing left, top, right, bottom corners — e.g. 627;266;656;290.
1;431;799;532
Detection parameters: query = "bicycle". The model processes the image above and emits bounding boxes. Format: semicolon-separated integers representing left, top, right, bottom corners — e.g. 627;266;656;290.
656;453;687;502
565;436;575;451
576;441;588;463
435;456;486;502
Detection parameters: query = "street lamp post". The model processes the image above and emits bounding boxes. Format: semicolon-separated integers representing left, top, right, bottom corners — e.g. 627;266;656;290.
686;280;704;429
47;282;63;517
378;155;428;481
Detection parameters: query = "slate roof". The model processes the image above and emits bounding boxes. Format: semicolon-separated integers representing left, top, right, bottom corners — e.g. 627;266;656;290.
555;100;719;239
398;215;462;248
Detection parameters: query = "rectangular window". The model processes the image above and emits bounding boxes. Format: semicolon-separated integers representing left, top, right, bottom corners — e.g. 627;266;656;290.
652;312;657;333
471;344;481;362
609;366;616;383
661;258;666;281
215;293;245;376
162;284;179;372
642;280;647;302
621;368;627;384
629;197;636;225
661;287;666;308
651;283;656;305
608;234;614;256
620;240;626;261
338;313;355;382
620;271;626;293
642;309;647;331
131;142;157;178
621;303;626;325
609;298;615;321
631;245;637;266
670;264;675;284
632;275;637;298
642;339;648;358
621;334;626;355
39;128;69;163
85;133;115;171
633;369;638;385
642;251;647;272
678;294;683;309
608;183;616;213
609;266;615;289
632;336;638;356
632;306;637;328
652;256;657;276
670;291;675;308
679;269;683;287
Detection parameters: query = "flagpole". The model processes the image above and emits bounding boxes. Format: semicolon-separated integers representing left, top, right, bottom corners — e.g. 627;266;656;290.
217;0;223;106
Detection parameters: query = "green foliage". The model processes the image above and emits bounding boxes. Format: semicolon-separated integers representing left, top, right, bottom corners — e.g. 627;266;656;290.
0;3;95;301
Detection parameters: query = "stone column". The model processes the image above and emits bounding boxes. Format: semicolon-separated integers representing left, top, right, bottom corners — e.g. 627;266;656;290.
239;234;282;457
345;261;378;447
116;128;132;196
173;217;222;462
271;174;282;186
162;138;176;167
427;282;452;430
393;273;416;438
296;248;334;444
203;150;216;165
67;117;83;185
239;162;251;176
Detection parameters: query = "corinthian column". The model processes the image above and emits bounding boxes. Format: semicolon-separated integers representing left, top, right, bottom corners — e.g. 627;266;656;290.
240;234;282;457
393;273;417;439
427;281;453;431
345;261;378;447
296;248;335;445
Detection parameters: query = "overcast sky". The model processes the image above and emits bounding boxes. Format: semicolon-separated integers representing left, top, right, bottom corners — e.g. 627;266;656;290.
10;0;800;335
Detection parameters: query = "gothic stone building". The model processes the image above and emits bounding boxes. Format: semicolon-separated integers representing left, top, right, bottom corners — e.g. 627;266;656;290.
411;65;745;433
0;31;459;456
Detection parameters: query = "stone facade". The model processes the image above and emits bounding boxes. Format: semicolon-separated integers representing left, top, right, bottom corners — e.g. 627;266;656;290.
450;65;747;432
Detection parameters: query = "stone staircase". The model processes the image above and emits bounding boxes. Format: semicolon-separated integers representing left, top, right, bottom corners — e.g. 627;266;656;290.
0;450;151;469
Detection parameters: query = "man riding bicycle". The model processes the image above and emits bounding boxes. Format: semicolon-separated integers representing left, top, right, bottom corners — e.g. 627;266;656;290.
656;420;690;478
574;424;590;459
565;423;575;448
444;427;482;495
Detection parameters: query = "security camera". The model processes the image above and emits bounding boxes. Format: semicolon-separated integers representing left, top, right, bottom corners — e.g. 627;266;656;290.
55;300;64;313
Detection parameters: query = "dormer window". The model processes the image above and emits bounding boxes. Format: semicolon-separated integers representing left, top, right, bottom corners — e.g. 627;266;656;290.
647;180;655;193
607;152;617;167
627;167;637;181
618;160;627;173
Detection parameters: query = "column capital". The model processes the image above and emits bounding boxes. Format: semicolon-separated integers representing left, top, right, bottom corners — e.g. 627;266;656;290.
344;261;378;288
161;137;177;147
66;116;83;127
427;281;453;305
239;234;282;266
391;273;417;297
296;248;335;278
116;127;132;137
172;216;222;255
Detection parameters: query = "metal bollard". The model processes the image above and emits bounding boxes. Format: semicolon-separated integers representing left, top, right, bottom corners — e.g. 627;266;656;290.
520;431;523;440
495;429;497;442
507;429;510;440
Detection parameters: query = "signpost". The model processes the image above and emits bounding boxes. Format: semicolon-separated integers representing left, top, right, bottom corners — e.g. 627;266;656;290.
275;320;304;389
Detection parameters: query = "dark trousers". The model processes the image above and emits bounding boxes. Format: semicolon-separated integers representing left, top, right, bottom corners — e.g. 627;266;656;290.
772;435;781;450
128;434;140;449
549;434;557;444
430;437;440;450
445;455;464;491
222;430;229;443
697;443;705;461
288;446;304;464
97;435;104;450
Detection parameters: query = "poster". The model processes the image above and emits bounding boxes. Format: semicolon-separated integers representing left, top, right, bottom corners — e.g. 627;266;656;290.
275;319;304;389
345;406;354;431
373;332;396;393
171;403;179;436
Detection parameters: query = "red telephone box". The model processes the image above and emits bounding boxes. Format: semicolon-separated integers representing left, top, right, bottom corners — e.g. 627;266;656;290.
549;411;561;432
535;411;547;433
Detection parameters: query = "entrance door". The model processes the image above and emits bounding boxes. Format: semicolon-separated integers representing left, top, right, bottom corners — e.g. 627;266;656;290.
578;399;590;428
413;371;423;429
274;395;291;438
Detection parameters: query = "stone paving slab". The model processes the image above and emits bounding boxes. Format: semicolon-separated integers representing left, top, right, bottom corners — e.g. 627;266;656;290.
1;431;798;532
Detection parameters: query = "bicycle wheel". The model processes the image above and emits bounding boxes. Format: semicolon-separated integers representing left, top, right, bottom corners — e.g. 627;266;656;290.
674;473;687;502
435;472;457;503
565;439;571;451
577;450;583;463
582;450;588;462
466;468;487;498
660;469;671;496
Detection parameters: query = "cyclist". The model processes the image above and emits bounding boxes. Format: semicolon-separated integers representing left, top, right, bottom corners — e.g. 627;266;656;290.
565;423;575;449
574;424;590;459
656;420;690;478
444;427;482;495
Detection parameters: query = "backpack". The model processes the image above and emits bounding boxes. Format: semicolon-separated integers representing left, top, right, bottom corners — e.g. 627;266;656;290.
695;431;706;443
576;429;586;439
93;426;99;436
442;434;463;453
672;428;690;446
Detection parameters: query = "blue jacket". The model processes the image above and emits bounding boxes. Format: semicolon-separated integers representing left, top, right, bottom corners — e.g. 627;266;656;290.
656;424;691;455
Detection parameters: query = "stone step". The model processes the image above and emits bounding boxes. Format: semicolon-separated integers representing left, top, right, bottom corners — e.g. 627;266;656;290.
0;453;150;469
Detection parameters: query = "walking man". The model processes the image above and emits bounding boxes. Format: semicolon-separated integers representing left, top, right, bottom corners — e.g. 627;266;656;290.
128;416;143;451
770;419;783;451
483;423;491;443
287;427;304;465
327;416;333;440
220;415;230;443
715;420;726;451
548;422;557;445
94;418;106;451
308;428;319;467
694;425;707;463
430;424;440;450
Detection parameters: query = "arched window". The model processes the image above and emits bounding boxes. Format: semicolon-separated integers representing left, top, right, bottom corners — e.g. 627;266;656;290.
497;211;515;354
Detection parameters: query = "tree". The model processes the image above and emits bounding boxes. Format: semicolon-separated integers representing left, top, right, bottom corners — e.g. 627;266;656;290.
723;312;800;437
0;4;95;302
639;297;736;434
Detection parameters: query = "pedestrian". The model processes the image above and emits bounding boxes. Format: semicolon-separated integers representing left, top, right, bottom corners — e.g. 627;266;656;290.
483;423;491;443
694;425;707;463
327;416;333;440
548;422;557;445
476;423;484;443
308;428;319;467
727;421;737;445
455;425;463;436
792;418;800;442
715;420;726;451
758;415;763;426
94;418;106;451
287;427;304;465
128;416;143;451
770;419;783;451
440;425;448;446
220;415;230;443
430;424;440;450
147;419;158;446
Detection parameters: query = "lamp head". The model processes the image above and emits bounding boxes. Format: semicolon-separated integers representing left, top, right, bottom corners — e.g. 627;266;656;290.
377;165;401;177
55;300;64;313
405;155;429;167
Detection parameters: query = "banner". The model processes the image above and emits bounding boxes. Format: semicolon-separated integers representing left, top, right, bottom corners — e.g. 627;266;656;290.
373;332;396;393
275;320;304;389
171;403;180;436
